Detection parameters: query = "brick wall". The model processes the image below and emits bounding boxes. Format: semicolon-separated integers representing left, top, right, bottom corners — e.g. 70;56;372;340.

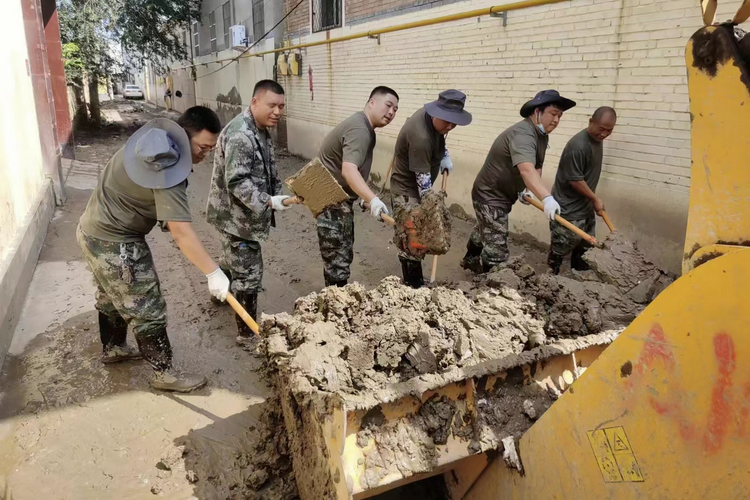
275;0;745;272
285;0;310;37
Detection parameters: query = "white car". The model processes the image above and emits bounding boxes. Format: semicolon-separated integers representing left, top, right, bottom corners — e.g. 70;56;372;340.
123;85;144;99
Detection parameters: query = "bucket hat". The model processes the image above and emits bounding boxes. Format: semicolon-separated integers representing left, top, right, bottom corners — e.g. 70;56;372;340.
424;90;472;126
520;90;576;118
123;118;192;189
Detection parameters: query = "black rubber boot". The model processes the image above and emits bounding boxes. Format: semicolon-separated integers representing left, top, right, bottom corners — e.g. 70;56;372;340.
135;327;174;372
571;246;590;271
139;331;207;393
99;312;142;364
233;291;258;340
324;275;348;287
460;240;484;274
548;250;564;275
400;257;425;289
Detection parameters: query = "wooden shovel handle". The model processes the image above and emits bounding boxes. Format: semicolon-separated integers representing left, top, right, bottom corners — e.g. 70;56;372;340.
381;213;395;226
600;210;616;232
226;292;260;335
282;196;302;206
524;195;598;246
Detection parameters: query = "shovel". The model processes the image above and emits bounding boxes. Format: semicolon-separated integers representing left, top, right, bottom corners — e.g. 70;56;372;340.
600;210;616;232
226;292;259;336
523;194;598;246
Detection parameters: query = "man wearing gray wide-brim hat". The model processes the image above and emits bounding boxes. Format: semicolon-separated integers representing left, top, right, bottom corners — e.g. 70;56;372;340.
77;108;227;392
462;89;576;274
390;89;472;288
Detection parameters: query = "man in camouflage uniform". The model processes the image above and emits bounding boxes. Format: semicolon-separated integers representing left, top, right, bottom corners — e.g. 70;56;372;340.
77;107;228;392
207;80;292;344
316;86;400;287
389;90;472;287
548;107;617;273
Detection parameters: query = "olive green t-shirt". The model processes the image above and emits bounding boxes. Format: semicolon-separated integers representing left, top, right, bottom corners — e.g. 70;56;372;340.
79;148;192;242
552;129;603;220
390;108;444;198
471;118;548;212
319;111;376;199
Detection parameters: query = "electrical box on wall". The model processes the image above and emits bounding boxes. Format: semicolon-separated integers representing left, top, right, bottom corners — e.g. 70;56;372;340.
230;25;246;48
277;54;289;76
289;53;301;76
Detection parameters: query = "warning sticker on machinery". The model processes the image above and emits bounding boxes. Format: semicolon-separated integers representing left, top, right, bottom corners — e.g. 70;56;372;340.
587;426;644;483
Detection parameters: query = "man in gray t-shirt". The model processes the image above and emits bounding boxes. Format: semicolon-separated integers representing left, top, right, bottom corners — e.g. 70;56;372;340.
462;90;575;273
315;86;400;287
548;107;617;274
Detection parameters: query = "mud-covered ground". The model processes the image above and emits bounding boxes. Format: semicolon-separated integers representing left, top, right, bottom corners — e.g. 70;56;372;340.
0;100;555;499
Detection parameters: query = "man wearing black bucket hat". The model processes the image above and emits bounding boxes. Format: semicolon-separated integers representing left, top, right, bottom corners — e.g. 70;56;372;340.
462;90;576;273
77;107;227;392
390;89;472;287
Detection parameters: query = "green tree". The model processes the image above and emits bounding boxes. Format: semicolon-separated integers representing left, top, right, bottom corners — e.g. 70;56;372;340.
59;0;200;126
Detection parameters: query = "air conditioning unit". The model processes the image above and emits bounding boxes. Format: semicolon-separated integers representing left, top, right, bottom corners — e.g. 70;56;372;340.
230;25;247;48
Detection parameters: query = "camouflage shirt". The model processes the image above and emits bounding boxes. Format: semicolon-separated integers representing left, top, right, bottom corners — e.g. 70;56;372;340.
206;108;281;241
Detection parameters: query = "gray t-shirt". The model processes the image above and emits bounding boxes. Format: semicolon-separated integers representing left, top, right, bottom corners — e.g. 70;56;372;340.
390;108;444;198
79;148;192;242
319;111;376;199
471;118;548;212
552;129;603;220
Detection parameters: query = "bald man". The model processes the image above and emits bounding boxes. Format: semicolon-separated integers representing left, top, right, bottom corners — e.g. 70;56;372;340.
548;106;617;274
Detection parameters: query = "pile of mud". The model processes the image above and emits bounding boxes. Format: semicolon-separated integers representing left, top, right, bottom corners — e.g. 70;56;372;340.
392;190;452;258
261;276;544;395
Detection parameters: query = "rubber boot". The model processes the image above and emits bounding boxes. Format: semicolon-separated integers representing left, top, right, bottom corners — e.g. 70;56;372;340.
460;240;484;275
138;328;207;392
571;246;590;271
400;257;424;289
99;312;142;364
233;291;259;348
548;250;564;275
324;275;348;288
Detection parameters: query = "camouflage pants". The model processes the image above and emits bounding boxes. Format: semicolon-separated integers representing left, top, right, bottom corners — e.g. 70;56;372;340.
220;232;263;293
76;225;171;368
468;200;510;268
316;201;354;285
391;195;425;262
549;217;595;257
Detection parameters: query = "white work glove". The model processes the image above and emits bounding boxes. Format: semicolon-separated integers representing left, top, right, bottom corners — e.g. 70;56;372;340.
270;195;291;211
518;188;534;205
369;197;389;221
439;153;453;174
206;267;230;302
542;196;561;221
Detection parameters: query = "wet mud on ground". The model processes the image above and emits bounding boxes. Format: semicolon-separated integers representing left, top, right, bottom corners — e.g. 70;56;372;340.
0;100;554;499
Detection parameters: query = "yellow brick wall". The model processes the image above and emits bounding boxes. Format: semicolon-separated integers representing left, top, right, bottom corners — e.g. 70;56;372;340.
277;0;742;273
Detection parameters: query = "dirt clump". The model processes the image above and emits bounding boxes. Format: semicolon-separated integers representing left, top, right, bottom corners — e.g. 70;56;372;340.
393;190;452;258
583;233;674;302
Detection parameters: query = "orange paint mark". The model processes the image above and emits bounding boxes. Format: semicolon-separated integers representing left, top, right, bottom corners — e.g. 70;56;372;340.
704;333;736;452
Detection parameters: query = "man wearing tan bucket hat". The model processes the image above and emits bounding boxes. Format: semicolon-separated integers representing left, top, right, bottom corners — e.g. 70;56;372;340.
77;107;228;392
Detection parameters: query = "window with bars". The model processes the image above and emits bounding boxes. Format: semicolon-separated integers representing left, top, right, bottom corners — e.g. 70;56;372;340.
223;2;232;48
252;0;265;44
192;21;200;56
312;0;342;33
209;11;217;52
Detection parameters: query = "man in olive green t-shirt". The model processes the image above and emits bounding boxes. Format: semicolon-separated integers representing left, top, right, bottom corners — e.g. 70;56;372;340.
462;90;575;273
548;106;617;274
77;107;227;393
316;86;400;287
390;89;472;288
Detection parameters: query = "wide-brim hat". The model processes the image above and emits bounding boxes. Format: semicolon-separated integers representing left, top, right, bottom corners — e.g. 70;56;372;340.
520;90;576;118
424;89;473;126
123;118;192;189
